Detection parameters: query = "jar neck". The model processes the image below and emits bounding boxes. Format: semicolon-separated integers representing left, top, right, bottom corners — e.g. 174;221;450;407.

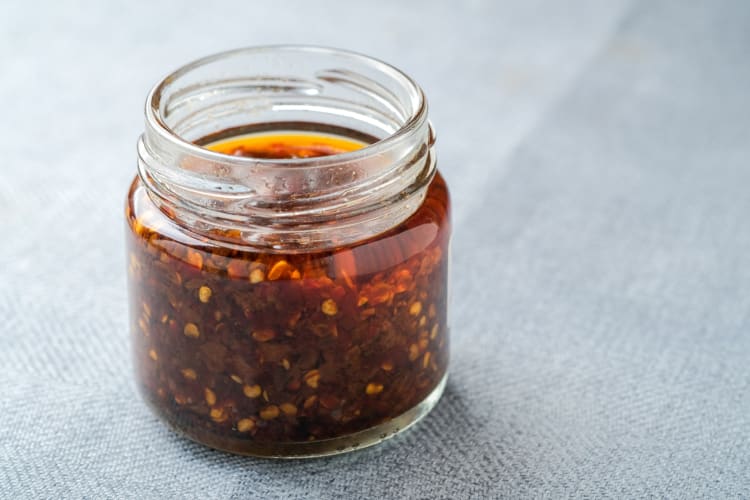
137;46;435;251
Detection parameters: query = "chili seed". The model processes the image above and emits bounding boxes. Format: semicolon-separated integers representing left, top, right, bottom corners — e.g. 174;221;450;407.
183;323;200;338
249;268;265;283
187;250;203;270
422;352;431;369
260;405;280;420
280;403;298;416
409;301;422;316
303;369;321;388
148;349;158;361
408;343;420;361
321;299;338;316
204;388;216;406
174;271;184;286
181;368;197;380
267;260;290;280
237;418;255;432
243;384;262;398
198;286;212;303
210;408;227;422
365;383;384;395
428;303;437;318
430;324;439;340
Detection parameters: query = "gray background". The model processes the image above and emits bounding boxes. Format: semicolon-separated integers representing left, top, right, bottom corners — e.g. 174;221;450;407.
1;0;748;497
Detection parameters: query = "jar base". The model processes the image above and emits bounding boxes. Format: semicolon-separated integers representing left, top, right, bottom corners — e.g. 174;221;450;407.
143;373;447;458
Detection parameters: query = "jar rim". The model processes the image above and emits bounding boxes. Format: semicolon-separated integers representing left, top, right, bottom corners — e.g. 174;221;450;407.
145;45;428;168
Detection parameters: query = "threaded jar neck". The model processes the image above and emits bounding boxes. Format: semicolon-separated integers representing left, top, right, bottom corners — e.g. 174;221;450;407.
138;46;435;251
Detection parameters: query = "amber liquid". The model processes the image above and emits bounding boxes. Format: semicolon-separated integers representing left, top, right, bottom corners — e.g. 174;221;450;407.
126;126;450;455
204;130;367;158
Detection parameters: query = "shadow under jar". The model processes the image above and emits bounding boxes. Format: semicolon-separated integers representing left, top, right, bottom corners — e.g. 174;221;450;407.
126;46;451;458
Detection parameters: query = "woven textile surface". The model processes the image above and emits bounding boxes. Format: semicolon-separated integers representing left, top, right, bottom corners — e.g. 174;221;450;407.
1;0;748;497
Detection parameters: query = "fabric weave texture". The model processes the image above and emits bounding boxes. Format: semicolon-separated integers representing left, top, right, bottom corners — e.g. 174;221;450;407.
1;0;748;497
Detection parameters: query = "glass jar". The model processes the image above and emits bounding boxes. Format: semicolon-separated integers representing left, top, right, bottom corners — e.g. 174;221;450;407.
126;46;450;457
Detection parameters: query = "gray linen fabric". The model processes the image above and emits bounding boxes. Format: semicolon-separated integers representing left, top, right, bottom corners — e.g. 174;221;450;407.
1;0;749;497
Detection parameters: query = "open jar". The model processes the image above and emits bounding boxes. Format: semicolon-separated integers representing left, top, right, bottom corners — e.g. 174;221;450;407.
125;46;450;457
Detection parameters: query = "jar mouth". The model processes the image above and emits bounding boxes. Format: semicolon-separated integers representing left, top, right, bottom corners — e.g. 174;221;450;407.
138;45;436;251
145;45;427;168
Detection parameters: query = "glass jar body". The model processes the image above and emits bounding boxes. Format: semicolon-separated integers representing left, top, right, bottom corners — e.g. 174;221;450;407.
126;171;450;457
126;46;450;457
